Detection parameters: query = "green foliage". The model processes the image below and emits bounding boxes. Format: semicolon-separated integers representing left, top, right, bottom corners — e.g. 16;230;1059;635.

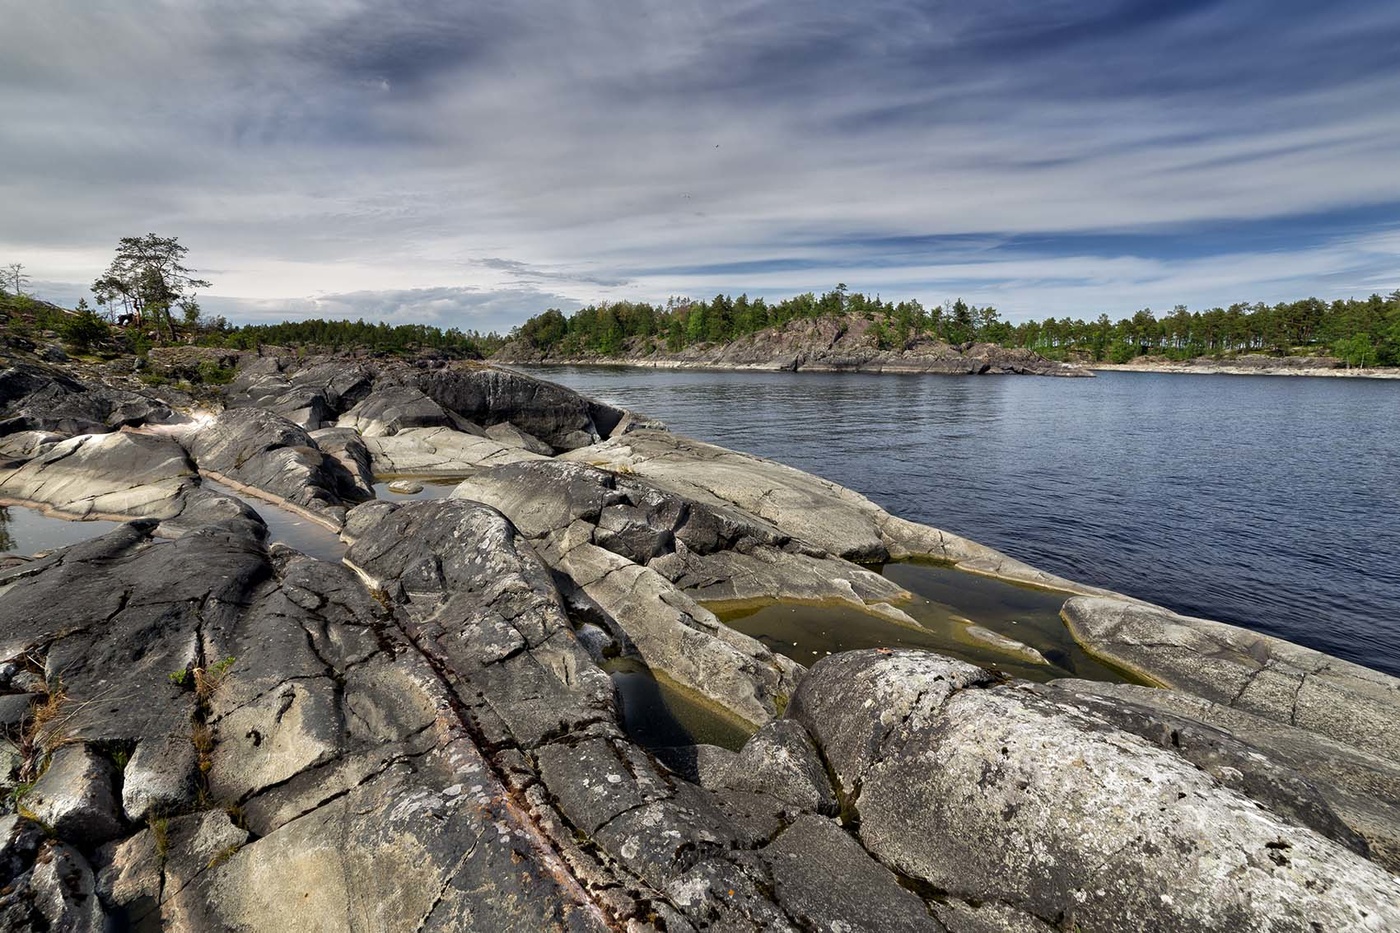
508;288;1006;357
168;669;190;687
221;318;499;358
92;234;210;341
195;359;235;384
1109;341;1138;364
58;300;110;352
1000;292;1400;363
507;287;1400;366
1333;334;1375;368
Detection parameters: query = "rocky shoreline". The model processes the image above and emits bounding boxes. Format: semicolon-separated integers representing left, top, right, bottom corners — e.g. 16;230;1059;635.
1090;354;1400;379
1;347;1398;931
495;314;1091;377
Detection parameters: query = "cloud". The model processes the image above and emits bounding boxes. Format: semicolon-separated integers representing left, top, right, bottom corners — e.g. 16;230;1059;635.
2;1;1397;328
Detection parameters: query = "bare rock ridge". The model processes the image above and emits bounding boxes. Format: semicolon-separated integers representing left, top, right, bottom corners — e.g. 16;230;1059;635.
495;313;1091;376
2;349;1399;930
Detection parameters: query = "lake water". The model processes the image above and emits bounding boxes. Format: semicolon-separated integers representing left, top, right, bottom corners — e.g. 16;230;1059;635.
527;366;1400;678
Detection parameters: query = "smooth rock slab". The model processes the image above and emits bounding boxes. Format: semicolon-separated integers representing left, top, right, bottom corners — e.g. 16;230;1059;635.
363;426;545;475
1062;596;1400;764
0;431;197;519
714;720;837;815
856;681;1400;932
336;384;460;437
121;733;200;822
184;406;366;527
787;649;993;799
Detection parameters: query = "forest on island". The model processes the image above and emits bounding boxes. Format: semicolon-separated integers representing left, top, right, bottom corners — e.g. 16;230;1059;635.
5;237;1399;368
512;286;1400;367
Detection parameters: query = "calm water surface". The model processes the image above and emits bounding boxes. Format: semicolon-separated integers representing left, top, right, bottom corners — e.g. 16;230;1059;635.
528;366;1400;678
0;505;124;555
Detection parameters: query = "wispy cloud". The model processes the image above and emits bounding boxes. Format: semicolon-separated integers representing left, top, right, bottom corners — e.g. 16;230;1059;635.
2;1;1398;328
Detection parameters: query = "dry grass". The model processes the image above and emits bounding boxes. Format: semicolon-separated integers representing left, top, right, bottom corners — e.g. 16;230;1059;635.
191;721;215;774
192;656;236;702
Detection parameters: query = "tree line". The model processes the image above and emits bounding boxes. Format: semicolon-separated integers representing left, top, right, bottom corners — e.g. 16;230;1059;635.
1;236;501;359
515;285;1008;356
512;287;1400;367
6;236;1398;367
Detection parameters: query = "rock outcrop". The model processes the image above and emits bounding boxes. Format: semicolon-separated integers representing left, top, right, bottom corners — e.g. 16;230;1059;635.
790;650;1400;931
495;313;1090;377
184;407;370;528
1;360;175;436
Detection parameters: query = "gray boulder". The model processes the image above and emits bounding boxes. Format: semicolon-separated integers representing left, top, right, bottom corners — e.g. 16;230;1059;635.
225;357;373;428
1042;677;1400;872
392;364;616;451
1062;596;1400;764
761;815;943;933
309;425;377;500
362;425;546;475
120;734;200;823
788;649;993;798
0;826;106;933
793;650;1400;932
714;720;837;815
344;498;615;748
484;420;554;455
184;406;370;527
336;384;460;437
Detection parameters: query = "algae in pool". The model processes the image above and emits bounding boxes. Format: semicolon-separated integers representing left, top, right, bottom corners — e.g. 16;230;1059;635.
605;657;754;751
715;560;1139;684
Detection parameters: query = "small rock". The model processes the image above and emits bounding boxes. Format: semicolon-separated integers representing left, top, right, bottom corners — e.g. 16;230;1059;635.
26;744;125;846
386;479;425;495
27;840;107;932
121;734;199;822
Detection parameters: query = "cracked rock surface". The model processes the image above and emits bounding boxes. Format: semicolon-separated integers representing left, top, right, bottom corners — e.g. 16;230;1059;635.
2;352;1400;930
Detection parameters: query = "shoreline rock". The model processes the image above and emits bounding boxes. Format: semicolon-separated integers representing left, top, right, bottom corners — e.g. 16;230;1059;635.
1089;355;1400;379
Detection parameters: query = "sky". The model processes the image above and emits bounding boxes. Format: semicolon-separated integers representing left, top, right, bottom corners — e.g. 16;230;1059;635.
2;1;1399;334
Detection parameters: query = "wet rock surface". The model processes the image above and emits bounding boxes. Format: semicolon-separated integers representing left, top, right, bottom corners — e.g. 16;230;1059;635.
2;352;1399;930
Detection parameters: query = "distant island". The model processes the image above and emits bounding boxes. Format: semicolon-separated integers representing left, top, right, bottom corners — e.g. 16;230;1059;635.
496;285;1400;377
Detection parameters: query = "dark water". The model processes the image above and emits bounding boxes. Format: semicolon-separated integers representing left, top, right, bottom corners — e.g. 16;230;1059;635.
605;656;754;750
528;366;1400;678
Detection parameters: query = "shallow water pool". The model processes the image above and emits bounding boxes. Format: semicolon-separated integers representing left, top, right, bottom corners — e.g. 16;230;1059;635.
605;656;754;750
717;559;1143;684
0;503;125;556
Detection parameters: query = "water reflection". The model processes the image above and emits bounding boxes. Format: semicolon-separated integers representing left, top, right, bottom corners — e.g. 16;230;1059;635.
0;503;125;556
605;656;753;750
199;479;347;564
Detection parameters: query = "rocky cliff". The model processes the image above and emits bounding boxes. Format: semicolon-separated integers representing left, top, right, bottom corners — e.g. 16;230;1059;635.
1;346;1397;931
495;314;1090;376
